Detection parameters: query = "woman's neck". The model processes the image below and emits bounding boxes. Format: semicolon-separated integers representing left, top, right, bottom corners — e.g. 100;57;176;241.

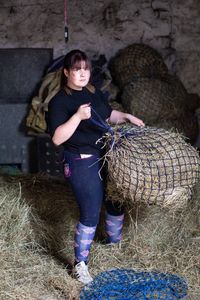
67;83;83;91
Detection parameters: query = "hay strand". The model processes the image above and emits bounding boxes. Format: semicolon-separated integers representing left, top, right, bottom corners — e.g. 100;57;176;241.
0;173;200;298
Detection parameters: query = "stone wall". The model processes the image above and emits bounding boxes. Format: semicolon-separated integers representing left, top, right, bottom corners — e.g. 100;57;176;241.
0;0;200;95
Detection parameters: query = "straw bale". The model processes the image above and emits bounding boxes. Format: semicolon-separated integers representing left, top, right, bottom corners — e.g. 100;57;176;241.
109;43;168;88
121;75;198;143
103;124;200;208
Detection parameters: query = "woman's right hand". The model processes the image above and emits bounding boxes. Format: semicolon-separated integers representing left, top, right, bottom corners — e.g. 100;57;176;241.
52;102;91;146
76;103;91;120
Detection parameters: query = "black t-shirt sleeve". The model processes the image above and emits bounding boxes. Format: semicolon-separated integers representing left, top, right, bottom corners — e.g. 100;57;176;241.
48;93;70;137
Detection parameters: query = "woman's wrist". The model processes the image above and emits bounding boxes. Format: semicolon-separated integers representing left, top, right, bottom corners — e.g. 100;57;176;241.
124;113;131;121
73;112;82;123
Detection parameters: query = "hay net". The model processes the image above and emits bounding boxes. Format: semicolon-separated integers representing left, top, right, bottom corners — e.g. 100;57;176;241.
80;269;188;299
121;75;187;122
109;43;168;88
121;75;198;144
103;125;200;207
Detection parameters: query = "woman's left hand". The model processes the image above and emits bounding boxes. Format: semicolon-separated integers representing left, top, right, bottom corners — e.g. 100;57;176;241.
109;110;145;127
127;114;145;127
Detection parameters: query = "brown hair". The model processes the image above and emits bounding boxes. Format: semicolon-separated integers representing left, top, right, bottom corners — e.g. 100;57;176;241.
61;49;92;88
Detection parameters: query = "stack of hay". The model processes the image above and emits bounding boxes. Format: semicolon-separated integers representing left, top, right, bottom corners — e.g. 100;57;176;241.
109;43;199;144
0;175;82;299
104;124;200;209
1;173;200;298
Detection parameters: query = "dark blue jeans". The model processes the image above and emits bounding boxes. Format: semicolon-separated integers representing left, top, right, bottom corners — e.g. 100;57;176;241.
63;150;123;227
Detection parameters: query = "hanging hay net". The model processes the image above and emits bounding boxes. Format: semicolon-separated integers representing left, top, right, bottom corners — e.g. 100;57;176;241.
80;269;188;300
103;124;200;209
121;75;199;143
109;43;168;88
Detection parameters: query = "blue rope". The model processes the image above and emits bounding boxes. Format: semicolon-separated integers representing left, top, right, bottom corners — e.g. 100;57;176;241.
80;269;188;300
90;106;114;134
90;108;141;138
90;108;144;151
115;126;142;139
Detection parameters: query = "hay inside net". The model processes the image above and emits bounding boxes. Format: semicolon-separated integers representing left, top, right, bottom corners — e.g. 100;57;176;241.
121;75;187;122
109;43;168;88
103;124;200;208
121;75;198;143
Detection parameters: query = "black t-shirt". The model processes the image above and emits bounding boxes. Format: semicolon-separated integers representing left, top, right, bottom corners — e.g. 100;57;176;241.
48;87;113;154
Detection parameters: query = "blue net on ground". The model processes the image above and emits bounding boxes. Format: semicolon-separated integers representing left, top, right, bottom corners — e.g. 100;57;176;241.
80;269;188;300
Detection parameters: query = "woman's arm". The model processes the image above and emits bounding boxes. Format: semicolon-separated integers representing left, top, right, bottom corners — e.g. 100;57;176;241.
108;110;145;127
52;103;91;146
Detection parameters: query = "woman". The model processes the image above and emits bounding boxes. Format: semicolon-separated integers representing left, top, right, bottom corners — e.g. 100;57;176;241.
48;49;144;285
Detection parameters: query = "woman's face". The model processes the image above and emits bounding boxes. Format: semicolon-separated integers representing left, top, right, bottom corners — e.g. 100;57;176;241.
64;60;91;90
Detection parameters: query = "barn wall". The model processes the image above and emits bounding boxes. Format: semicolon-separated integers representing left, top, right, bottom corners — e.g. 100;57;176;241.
1;0;200;95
